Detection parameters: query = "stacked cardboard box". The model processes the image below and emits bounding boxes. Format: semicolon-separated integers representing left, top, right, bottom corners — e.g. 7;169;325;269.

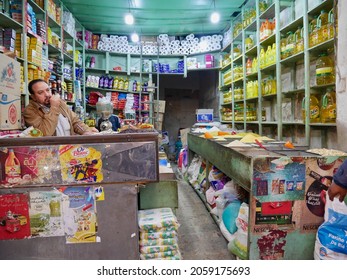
0;54;21;129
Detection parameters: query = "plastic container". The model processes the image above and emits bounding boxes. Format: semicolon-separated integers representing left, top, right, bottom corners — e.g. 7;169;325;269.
285;31;295;58
321;87;336;123
302;95;320;123
317;10;329;43
316;52;334;85
309;15;318;47
294;26;304;54
327;8;334;40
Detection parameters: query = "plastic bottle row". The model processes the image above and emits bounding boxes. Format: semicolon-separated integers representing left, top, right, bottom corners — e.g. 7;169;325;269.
85;75;149;92
302;87;336;123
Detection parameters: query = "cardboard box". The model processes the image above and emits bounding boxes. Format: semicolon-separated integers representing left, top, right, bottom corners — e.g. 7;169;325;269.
0;54;21;95
196;109;213;123
156;100;166;113
0;93;21;129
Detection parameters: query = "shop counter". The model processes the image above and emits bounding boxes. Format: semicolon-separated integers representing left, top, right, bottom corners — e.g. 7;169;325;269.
187;132;346;260
0;133;159;259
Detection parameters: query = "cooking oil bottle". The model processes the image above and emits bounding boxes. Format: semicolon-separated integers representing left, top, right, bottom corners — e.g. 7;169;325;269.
318;10;329;43
245;35;254;51
321;87;336;123
294;26;304;54
316;52;334;85
286;31;295;57
327;8;334;39
280;35;287;59
265;45;272;66
302;95;320;123
309;15;318;47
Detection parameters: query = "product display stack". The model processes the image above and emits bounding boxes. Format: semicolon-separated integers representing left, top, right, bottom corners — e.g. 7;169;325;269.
138;208;182;260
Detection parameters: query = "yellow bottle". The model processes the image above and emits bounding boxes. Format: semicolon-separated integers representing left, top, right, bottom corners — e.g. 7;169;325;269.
118;78;124;90
321;87;336;123
265;45;272;67
113;76;119;89
259;48;266;69
327;8;334;40
316;52;334;85
245;35;254;51
302;95;320;123
294;26;304;54
318;10;329;43
309;15;318;47
280;35;287;59
286;31;295;57
252;57;258;73
271;43;276;64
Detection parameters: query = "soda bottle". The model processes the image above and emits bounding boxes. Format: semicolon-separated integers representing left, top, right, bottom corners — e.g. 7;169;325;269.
5;149;21;184
321;87;336;123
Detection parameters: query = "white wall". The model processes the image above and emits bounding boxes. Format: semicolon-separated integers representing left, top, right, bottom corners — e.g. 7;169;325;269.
336;0;347;150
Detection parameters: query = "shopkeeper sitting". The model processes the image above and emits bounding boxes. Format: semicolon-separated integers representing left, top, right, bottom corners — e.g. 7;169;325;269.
23;79;99;136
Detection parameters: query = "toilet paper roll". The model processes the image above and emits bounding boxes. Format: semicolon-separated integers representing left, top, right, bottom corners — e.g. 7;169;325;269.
193;38;199;43
218;35;223;41
186;33;194;41
212;34;218;41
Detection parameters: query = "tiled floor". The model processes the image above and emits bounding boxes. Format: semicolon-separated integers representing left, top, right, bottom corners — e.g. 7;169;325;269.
175;172;235;260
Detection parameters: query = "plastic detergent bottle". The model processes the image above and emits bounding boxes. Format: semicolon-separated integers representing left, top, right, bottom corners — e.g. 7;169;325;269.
113;76;119;89
5;149;21;184
302;95;320;123
316;52;334;85
118;77;124;90
245;35;254;50
98;75;104;88
132;80;137;92
246;58;252;75
321;87;336;123
259;47;266;69
124;78;129;91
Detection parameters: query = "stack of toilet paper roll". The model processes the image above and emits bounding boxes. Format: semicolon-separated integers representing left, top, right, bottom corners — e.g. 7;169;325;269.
157;33;222;55
97;34;135;54
94;32;224;55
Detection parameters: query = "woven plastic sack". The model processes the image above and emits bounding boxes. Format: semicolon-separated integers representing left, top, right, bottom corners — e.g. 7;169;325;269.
138;208;179;232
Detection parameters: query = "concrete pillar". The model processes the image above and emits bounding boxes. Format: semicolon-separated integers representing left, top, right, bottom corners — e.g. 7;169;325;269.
336;0;347;150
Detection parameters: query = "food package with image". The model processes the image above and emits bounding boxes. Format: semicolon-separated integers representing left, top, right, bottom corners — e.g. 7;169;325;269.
62;187;97;243
59;145;103;183
0;193;30;240
29;190;65;237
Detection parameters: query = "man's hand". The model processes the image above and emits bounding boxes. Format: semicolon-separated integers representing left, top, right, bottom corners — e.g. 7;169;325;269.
82;127;99;135
50;94;61;108
328;181;347;202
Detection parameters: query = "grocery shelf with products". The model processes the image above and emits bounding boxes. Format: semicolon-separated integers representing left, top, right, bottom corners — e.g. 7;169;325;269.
219;0;337;148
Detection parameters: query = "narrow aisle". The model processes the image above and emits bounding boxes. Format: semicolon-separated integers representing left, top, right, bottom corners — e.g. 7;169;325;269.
175;175;235;260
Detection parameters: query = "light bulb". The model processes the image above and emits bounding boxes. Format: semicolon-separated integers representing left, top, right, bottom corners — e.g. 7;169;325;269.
210;11;220;24
125;13;134;25
131;32;139;42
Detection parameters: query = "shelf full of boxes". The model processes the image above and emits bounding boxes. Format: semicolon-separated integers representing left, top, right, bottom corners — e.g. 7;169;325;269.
0;0;85;131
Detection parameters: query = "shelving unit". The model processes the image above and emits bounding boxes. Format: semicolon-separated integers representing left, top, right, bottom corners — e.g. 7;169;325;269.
0;0;84;108
218;0;336;148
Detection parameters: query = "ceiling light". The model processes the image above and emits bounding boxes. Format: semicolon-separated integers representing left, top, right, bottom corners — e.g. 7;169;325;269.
210;11;220;24
125;13;134;25
131;32;139;42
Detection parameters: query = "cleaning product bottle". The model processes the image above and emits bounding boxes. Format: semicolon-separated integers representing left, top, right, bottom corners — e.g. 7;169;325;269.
245;35;254;51
5;149;21;184
259;47;266;69
321;87;336;123
98;75;104;88
113;76;119;89
108;76;114;89
118;77;124;90
316;52;334;85
246;58;252;75
103;75;109;88
132;80;137;92
302;95;320;123
124;78;129;91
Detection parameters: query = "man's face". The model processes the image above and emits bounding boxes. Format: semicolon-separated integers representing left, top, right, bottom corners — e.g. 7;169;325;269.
31;81;52;106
